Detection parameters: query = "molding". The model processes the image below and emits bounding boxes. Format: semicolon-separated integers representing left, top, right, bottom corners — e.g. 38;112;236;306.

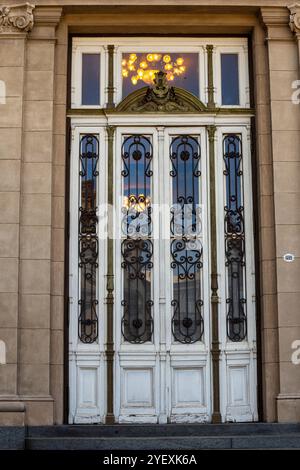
289;3;300;35
0;2;34;33
33;6;63;27
260;7;290;27
0;402;25;412
277;393;300;400
207;124;221;424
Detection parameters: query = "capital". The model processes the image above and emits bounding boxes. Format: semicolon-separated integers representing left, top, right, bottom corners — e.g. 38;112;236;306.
0;3;35;33
289;3;300;34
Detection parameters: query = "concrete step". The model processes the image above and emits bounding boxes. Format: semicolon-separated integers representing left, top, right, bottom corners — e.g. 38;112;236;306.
2;424;300;450
24;424;300;450
26;434;300;450
27;422;300;438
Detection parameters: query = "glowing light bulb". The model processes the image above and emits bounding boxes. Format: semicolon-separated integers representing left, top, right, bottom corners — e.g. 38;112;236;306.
131;76;138;85
143;71;150;82
176;57;184;66
164;63;173;71
140;61;148;69
163;54;171;63
129;53;137;62
147;54;154;62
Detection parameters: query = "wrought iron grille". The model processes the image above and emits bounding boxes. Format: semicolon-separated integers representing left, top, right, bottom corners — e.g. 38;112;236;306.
78;134;99;343
121;135;153;343
170;135;204;343
223;134;247;342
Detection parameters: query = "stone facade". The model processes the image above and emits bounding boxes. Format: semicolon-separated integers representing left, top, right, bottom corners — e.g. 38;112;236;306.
0;0;300;425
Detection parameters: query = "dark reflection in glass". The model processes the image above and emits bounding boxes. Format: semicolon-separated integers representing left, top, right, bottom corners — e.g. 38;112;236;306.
78;134;99;343
170;135;204;344
221;54;239;105
223;134;247;342
121;135;153;343
82;53;100;105
122;53;199;98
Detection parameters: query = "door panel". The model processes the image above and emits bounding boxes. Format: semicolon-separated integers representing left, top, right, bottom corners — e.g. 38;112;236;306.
216;127;257;422
114;127;211;423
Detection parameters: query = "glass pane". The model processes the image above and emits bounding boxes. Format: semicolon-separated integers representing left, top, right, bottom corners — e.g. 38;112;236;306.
223;135;247;342
170;135;204;344
121;135;153;343
221;54;239;105
82;53;100;105
122;52;199;98
78;134;99;343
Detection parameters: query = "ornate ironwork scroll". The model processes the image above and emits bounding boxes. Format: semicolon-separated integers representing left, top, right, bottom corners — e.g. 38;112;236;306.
78;134;99;343
170;135;204;343
223;134;247;342
121;135;153;343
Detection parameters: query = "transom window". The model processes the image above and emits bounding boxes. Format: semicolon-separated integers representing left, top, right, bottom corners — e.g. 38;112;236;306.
71;38;250;108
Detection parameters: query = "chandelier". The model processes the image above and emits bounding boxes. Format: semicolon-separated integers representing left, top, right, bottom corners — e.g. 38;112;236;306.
122;53;186;86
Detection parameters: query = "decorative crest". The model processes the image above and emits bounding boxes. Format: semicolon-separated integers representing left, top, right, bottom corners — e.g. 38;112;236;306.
116;71;206;113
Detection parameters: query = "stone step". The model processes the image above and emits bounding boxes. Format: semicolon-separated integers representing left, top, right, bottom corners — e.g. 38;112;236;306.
25;434;300;450
26;422;300;438
2;424;300;450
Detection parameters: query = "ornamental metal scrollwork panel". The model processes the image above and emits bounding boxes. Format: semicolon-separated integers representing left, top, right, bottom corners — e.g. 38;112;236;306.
223;134;247;342
78;134;99;343
121;135;154;343
170;135;204;343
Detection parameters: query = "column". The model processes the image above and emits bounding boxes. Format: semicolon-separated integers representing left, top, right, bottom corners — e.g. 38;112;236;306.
252;19;280;422
18;5;62;425
0;2;34;426
261;6;300;422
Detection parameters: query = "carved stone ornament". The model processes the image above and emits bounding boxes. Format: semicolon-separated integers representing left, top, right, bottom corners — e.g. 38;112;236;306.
289;3;300;34
0;3;35;33
117;71;206;113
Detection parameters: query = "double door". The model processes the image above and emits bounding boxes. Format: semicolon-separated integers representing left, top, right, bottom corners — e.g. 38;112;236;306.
69;122;257;424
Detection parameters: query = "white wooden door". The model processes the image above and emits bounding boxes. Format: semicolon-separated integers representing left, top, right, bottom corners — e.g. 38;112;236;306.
114;126;211;423
68;121;257;424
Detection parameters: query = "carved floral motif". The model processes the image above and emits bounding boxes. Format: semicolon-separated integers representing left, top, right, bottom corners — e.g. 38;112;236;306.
0;3;34;33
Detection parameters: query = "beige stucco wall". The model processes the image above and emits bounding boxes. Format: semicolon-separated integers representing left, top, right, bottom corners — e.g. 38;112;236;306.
0;1;300;424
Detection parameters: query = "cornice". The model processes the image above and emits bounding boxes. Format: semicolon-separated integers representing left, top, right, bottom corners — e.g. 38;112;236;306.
34;6;62;26
0;2;34;33
260;6;290;26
